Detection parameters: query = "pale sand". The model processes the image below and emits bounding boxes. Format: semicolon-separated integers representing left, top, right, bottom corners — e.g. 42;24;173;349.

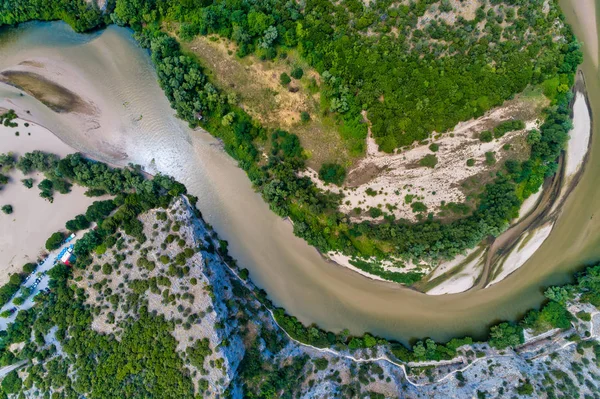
427;246;481;280
515;188;543;224
426;253;484;296
565;92;591;179
0;57;128;161
0;119;98;285
572;0;599;69
486;222;554;288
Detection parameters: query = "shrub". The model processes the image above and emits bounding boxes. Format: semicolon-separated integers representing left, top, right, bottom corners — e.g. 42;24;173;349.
300;111;310;122
365;188;377;196
314;358;328;371
485;152;496;165
66;214;91;232
466;159;475;167
45;232;65;251
419;154;438;168
291;67;304;79
479;131;493;143
368;207;383;218
428;143;439;152
411;202;427;213
23;263;36;274
318;163;346;186
1;205;12;214
493;120;525;138
279;72;291;86
21;178;33;188
516;381;534;395
489;322;523;349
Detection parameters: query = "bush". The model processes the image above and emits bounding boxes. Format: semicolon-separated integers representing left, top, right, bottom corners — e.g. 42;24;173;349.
428;143;439;152
1;205;12;214
485;152;496;165
411;202;427;213
489;322;523;349
479;131;493;143
22;263;36;274
466;159;475;167
516;381;534;395
45;232;65;251
279;73;291;86
318;163;346;186
493;120;525;139
291;67;304;79
21;178;33;188
419;154;438;168
66;214;91;232
368;207;383;218
300;111;310;122
313;358;328;371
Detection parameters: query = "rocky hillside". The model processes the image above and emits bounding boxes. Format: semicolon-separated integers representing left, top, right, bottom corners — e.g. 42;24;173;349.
0;192;599;398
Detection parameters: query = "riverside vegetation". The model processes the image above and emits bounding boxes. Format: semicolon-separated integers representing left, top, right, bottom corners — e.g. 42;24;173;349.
0;153;600;398
0;1;584;284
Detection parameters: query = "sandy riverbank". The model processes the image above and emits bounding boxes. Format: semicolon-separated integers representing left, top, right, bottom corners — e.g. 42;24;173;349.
565;92;592;181
426;249;486;295
486;222;554;288
0;118;98;286
0;56;129;162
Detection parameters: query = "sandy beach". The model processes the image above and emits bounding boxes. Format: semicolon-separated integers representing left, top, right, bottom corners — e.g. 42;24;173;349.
0;118;98;285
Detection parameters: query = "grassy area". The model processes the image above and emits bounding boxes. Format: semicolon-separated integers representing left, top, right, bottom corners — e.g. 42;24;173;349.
165;25;363;169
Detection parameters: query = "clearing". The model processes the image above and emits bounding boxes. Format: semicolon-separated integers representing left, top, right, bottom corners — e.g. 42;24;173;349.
166;25;363;169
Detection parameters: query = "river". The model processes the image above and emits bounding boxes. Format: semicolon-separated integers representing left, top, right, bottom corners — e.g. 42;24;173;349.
0;0;598;345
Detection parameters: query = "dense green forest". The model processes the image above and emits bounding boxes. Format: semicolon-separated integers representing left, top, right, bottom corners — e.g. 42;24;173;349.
0;0;583;283
139;0;575;151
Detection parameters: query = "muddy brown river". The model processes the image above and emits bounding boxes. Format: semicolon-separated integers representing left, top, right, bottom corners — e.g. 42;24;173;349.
0;0;598;344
